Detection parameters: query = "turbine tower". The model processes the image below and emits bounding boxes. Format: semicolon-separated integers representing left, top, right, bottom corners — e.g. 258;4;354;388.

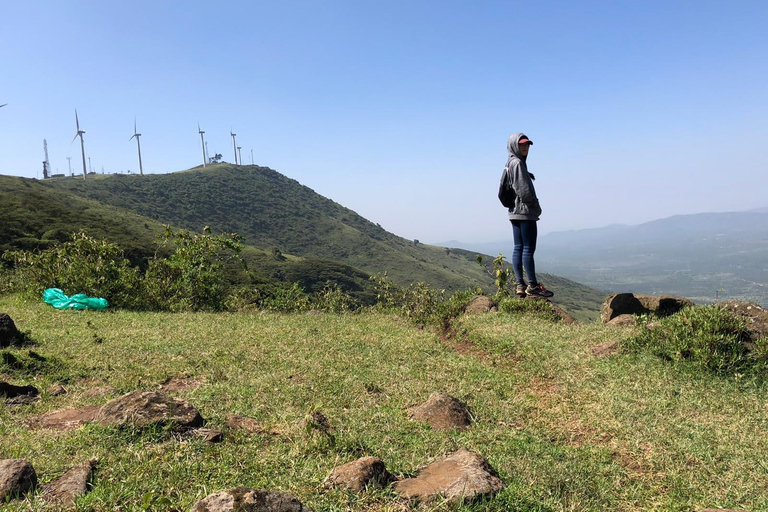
198;123;207;168
237;146;242;166
230;130;238;165
43;139;51;179
250;149;254;165
67;156;72;176
72;110;87;179
130;118;144;175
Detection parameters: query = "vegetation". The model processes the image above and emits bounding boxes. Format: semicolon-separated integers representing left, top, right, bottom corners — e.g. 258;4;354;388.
624;305;768;377
0;294;765;511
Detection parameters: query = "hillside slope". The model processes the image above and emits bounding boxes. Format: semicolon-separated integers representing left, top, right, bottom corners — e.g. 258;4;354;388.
44;165;493;292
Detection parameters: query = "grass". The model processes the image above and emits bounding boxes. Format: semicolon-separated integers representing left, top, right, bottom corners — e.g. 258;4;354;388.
1;294;765;511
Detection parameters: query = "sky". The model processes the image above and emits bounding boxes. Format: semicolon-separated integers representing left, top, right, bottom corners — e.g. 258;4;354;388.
2;0;767;244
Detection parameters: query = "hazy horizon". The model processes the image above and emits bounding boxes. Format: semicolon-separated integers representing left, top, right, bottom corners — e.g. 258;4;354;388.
3;1;767;243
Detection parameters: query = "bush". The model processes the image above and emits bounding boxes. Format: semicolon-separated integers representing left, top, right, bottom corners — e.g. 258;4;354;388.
498;296;561;322
624;305;768;376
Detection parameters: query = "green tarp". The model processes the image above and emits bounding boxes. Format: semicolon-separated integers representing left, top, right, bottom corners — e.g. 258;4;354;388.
43;288;109;310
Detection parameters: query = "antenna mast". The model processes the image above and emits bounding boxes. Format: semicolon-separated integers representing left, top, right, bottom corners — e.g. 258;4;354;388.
43;139;51;179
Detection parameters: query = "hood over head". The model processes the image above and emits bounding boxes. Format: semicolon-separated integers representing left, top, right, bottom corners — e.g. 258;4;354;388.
507;132;532;160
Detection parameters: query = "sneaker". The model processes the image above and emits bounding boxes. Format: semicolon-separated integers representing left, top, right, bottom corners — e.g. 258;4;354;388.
515;284;527;297
526;283;554;298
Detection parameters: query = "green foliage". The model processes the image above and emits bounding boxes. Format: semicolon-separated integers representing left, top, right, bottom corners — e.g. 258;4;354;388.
4;229;244;312
498;296;562;322
3;232;141;307
624;305;768;376
141;227;244;311
311;282;356;313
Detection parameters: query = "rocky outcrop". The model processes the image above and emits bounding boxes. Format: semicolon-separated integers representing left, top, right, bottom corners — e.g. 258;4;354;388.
0;313;21;347
717;301;768;339
94;390;203;430
600;293;693;323
191;488;313;512
41;459;97;506
606;314;637;327
393;449;503;503
0;459;37;501
324;457;392;492
409;393;472;430
33;405;101;430
464;296;497;314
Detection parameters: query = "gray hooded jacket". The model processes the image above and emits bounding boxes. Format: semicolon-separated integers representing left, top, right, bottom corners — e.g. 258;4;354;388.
502;132;541;221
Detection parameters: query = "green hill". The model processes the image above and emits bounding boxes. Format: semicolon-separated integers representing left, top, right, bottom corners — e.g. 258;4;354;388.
1;168;605;318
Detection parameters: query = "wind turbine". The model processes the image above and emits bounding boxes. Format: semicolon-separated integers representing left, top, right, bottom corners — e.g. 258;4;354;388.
72;110;87;179
130;118;144;175
230;130;238;165
198;123;207;167
250;149;254;165
237;146;242;166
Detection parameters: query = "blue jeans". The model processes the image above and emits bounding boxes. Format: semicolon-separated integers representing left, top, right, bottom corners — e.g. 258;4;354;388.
511;220;537;286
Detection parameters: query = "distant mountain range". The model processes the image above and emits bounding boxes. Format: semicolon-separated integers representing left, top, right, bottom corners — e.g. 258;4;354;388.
436;208;768;306
1;166;607;320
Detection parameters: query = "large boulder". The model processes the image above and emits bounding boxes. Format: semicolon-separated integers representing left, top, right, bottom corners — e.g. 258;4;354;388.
600;293;693;323
0;459;37;501
409;392;472;430
0;313;21;347
393;448;503;503
324;456;392;492
94;390;203;430
191;488;312;512
41;459;97;506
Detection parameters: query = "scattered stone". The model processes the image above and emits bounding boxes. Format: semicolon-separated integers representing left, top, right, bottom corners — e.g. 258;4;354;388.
0;313;21;347
41;459;97;506
191;487;313;512
600;293;694;323
718;301;768;339
48;383;68;396
409;392;472;430
33;405;101;430
190;428;224;443
226;414;264;433
464;296;497;315
324;456;392;492
591;340;620;357
94;390;204;430
0;381;39;401
0;459;37;501
393;448;503;504
549;303;577;324
606;314;637;327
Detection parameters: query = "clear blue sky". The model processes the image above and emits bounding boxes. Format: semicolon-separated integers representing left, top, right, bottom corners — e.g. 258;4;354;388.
2;1;767;243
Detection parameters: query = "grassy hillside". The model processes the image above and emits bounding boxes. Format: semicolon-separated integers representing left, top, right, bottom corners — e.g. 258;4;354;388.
1;295;765;510
44;165;493;293
2;170;605;317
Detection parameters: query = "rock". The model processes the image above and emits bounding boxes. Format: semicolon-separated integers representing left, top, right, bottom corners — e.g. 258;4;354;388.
47;383;68;396
226;414;264;433
190;428;224;443
191;488;313;512
717;301;768;340
0;459;37;501
393;448;503;503
606;314;637;327
0;381;39;400
464;296;497;315
549;303;577;324
591;340;620;357
324;456;392;492
94;390;203;430
409;392;472;430
0;313;21;347
41;459;97;506
33;405;101;430
600;293;693;323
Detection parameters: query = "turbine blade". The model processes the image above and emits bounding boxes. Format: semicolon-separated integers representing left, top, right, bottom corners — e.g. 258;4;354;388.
75;110;80;130
134;117;137;134
130;134;136;141
72;133;79;144
0;104;7;108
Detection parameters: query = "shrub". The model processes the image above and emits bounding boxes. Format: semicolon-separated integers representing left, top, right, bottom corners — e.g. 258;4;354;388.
624;305;768;376
498;296;561;322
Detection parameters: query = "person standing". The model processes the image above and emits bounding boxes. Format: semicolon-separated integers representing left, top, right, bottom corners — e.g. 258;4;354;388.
498;132;554;298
